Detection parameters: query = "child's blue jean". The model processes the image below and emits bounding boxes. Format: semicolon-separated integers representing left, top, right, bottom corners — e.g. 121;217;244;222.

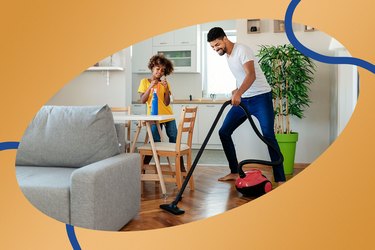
151;119;177;143
219;91;286;182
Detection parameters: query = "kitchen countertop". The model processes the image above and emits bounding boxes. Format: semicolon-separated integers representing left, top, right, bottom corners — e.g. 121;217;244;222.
132;99;228;105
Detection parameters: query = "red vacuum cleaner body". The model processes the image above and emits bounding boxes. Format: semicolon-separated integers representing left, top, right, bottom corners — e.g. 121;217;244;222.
235;169;272;197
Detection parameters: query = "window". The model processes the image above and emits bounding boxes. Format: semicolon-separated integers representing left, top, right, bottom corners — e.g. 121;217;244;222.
202;30;237;98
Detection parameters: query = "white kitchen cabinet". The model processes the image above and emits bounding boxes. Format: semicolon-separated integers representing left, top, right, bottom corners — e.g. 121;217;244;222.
131;104;146;114
152;26;197;46
198;104;223;146
153;45;198;73
133;25;199;73
172;103;227;148
132;38;153;73
152;26;199;73
174;26;197;45
152;31;175;46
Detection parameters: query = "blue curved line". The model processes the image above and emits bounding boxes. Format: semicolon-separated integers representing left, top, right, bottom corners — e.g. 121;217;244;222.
0;141;19;151
1;141;82;249
66;224;81;250
285;0;375;74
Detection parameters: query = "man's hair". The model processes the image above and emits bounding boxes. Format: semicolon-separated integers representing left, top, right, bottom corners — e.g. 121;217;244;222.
148;54;174;76
207;27;227;42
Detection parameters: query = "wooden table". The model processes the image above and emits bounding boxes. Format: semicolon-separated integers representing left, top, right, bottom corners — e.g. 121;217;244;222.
113;114;175;197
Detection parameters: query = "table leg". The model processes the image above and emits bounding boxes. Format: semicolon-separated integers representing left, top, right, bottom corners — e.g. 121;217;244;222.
155;122;173;170
145;122;167;197
130;121;142;153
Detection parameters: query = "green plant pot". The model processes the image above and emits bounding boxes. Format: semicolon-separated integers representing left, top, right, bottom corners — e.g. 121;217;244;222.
275;132;299;175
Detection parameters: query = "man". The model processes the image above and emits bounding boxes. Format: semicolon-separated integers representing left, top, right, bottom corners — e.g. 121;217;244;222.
207;27;285;185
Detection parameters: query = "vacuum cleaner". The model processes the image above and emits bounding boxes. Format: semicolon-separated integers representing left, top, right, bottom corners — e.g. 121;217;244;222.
160;100;283;215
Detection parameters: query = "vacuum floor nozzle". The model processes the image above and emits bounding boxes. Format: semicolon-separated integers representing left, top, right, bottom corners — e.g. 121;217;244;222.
160;203;185;215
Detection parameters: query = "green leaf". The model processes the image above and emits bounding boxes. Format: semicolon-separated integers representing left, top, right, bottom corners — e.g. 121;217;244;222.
256;44;316;132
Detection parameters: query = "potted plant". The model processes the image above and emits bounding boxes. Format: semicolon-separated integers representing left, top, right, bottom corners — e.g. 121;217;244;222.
257;44;316;174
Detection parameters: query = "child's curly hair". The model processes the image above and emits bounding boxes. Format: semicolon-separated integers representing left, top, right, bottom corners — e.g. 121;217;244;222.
148;54;174;76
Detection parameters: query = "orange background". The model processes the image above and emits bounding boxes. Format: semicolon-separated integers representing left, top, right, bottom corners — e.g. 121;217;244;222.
1;0;374;249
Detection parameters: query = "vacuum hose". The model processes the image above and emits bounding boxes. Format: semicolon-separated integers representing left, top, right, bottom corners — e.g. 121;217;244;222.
160;100;283;215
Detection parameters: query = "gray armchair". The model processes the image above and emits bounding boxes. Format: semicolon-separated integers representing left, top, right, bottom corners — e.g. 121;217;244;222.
15;105;141;231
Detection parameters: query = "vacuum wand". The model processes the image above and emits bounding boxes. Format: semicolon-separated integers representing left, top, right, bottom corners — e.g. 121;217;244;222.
160;100;232;215
160;100;283;215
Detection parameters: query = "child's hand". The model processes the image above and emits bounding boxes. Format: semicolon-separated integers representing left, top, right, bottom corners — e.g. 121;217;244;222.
150;79;158;88
160;79;168;89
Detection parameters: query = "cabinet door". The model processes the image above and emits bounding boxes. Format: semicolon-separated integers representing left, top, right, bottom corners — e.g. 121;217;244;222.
174;26;197;45
172;104;199;145
198;104;223;145
152;31;174;46
132;38;153;73
153;46;197;73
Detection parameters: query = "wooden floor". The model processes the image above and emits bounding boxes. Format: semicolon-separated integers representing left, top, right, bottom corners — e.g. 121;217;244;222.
121;164;307;231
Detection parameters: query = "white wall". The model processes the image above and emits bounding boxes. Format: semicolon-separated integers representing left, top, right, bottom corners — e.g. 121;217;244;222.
329;47;358;143
47;48;130;107
336;50;358;137
233;19;334;163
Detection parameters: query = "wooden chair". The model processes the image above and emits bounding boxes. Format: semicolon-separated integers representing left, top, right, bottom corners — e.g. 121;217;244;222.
111;106;132;153
137;106;198;191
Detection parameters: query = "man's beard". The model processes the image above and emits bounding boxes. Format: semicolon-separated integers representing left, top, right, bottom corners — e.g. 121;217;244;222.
217;47;226;56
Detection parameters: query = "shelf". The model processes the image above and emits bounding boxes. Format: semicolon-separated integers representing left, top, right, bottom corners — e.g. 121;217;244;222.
86;66;124;86
86;66;124;71
304;25;316;32
247;19;261;34
273;20;285;33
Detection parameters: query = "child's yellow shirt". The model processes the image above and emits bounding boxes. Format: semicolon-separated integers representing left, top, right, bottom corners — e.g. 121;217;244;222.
138;78;174;122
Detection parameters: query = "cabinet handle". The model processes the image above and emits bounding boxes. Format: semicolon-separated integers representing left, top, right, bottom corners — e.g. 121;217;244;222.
160;42;168;45
206;105;215;107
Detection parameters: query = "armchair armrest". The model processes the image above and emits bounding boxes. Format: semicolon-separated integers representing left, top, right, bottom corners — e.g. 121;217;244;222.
70;153;140;231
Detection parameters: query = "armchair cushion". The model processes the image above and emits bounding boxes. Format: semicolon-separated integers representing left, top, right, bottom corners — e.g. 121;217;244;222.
16;105;120;167
16;166;76;223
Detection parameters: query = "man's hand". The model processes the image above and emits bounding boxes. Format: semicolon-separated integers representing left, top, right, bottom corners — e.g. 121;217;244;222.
231;91;241;106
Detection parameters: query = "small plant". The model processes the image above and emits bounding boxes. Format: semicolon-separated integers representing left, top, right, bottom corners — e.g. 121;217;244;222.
257;44;316;134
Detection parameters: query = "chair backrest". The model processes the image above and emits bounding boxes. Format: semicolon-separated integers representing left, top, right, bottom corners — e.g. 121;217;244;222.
111;106;131;141
175;106;198;151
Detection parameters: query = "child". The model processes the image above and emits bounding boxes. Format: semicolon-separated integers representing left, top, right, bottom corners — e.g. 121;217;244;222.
138;54;177;143
138;55;186;168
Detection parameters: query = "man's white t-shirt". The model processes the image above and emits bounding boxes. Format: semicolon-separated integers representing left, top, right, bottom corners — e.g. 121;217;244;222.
226;43;271;98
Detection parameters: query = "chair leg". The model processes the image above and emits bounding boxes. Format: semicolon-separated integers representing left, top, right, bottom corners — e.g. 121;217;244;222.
186;152;194;190
166;157;173;173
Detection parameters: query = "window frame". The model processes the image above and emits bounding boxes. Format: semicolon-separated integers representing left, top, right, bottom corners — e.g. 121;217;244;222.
202;30;237;98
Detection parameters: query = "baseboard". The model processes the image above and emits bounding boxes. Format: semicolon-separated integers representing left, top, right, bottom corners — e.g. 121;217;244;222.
294;163;310;169
243;163;310;169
